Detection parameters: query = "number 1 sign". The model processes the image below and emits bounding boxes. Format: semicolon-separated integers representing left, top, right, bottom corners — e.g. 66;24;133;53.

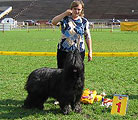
111;94;128;116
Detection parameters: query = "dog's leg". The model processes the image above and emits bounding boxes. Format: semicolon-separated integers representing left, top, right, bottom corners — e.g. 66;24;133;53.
23;94;36;109
70;93;82;113
36;96;49;110
71;96;82;113
23;93;48;110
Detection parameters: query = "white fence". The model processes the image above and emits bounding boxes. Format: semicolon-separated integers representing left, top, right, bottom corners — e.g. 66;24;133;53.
0;22;25;31
0;23;13;31
0;22;121;32
89;22;120;32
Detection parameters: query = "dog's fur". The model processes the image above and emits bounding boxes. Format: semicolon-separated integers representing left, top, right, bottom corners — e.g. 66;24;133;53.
23;49;84;114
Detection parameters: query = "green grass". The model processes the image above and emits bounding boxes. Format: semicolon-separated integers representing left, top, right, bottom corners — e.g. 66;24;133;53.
0;29;138;120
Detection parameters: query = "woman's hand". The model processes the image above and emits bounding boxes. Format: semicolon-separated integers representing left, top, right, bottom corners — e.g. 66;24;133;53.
64;9;72;16
88;51;92;62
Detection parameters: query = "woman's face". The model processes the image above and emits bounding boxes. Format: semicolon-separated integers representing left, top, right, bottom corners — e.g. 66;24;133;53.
71;4;82;18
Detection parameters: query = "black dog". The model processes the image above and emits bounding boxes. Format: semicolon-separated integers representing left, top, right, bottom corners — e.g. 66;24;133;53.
23;49;84;114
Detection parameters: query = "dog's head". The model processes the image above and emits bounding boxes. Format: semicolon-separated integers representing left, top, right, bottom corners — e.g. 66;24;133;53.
64;49;84;75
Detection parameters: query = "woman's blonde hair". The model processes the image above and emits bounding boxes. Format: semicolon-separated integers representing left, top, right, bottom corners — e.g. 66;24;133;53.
70;0;84;17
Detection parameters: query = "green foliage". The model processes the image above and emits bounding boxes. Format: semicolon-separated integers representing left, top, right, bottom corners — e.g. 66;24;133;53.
0;29;138;120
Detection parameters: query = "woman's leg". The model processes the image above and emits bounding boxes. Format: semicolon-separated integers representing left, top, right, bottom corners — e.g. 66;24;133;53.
57;49;68;69
80;51;85;61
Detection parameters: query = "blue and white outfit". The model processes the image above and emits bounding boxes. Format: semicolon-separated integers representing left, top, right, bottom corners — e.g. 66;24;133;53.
58;16;91;52
57;16;91;68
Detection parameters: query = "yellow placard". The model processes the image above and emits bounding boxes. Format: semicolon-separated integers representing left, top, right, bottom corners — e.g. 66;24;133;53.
111;94;128;116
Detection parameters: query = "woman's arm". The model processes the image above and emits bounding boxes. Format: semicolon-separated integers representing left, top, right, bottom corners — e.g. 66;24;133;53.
85;38;92;61
84;20;92;61
52;9;72;25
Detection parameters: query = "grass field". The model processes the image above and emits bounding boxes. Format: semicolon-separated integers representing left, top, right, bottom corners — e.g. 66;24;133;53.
0;29;138;120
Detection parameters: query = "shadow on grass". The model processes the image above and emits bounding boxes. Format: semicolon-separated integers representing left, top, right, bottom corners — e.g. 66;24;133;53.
128;95;138;99
0;99;61;119
106;94;138;100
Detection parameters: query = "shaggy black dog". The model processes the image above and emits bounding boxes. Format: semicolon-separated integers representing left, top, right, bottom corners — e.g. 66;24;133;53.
23;49;84;114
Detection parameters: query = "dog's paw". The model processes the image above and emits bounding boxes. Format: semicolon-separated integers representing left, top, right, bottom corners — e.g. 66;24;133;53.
62;105;72;115
74;104;82;113
74;107;82;113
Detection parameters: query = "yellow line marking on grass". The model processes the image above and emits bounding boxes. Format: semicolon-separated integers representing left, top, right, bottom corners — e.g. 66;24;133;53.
86;52;138;57
1;51;138;57
0;51;56;56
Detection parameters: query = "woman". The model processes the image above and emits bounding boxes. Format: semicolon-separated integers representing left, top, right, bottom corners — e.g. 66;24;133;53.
52;0;92;68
